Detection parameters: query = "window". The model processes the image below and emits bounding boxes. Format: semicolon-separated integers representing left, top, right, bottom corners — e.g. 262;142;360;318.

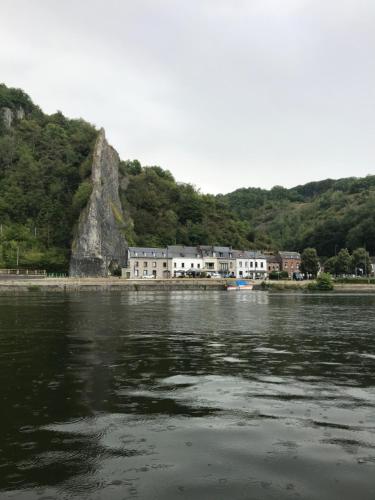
239;261;242;267
174;262;177;268
250;261;253;268
153;261;156;267
135;261;139;267
230;262;233;268
245;262;248;267
181;263;185;268
143;261;148;267
198;263;201;269
135;269;139;277
255;262;258;268
163;262;167;268
191;263;194;268
261;262;264;268
143;270;147;276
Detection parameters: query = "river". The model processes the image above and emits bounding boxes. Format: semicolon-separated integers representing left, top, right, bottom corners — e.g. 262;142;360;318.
0;291;374;499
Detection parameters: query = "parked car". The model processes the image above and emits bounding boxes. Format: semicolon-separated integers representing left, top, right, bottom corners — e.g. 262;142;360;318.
142;274;155;279
292;272;304;281
207;272;221;279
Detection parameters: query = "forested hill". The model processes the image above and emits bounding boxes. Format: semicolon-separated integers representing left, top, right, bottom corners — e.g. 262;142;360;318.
120;163;375;257
220;176;375;256
0;84;98;271
1;83;374;272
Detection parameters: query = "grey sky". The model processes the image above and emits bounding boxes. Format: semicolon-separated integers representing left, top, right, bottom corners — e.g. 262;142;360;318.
1;0;374;194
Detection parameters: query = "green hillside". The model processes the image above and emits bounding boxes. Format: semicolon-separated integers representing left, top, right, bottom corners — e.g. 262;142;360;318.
0;84;97;271
1;83;374;273
221;177;375;256
119;160;255;249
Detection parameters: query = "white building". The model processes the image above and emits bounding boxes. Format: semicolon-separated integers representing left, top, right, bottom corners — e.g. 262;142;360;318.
168;246;204;276
234;250;267;279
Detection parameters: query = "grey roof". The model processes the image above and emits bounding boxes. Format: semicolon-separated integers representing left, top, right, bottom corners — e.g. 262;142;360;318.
278;251;301;259
244;250;267;259
167;245;202;258
231;249;246;258
230;249;267;259
129;247;168;258
267;255;280;263
213;246;231;253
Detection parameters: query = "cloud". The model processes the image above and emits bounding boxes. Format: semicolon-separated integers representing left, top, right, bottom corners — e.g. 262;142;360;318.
1;0;375;193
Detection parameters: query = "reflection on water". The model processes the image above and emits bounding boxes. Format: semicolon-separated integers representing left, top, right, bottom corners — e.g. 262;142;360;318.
0;291;375;499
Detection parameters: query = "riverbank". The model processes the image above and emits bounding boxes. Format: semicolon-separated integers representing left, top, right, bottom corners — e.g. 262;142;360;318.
258;280;375;292
0;277;228;292
1;277;375;292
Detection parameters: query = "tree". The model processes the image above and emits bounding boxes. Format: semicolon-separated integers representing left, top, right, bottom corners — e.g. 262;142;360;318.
335;248;351;276
300;247;319;278
351;247;371;276
323;256;337;275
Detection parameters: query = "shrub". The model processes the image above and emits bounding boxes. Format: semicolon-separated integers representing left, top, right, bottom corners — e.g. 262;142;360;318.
308;273;334;291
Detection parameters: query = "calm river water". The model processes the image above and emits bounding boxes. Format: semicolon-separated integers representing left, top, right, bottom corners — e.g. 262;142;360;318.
0;291;374;499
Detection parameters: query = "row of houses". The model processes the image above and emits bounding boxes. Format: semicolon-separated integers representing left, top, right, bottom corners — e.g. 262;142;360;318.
121;246;301;279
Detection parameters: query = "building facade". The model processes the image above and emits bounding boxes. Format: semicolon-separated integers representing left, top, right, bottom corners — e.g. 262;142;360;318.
168;246;204;277
278;251;301;277
234;250;268;279
267;255;281;273
123;247;170;279
123;245;269;279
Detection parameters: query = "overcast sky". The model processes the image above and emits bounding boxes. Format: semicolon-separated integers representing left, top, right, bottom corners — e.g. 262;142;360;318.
1;0;375;194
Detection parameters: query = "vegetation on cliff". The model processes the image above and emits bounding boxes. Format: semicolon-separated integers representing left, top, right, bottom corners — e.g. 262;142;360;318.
119;160;256;249
1;83;374;272
0;84;97;271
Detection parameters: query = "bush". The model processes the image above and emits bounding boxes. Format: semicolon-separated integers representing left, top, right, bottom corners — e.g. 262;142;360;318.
308;273;334;291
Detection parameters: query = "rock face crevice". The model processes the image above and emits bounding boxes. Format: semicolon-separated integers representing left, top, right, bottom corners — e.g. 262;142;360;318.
69;129;128;277
1;106;25;129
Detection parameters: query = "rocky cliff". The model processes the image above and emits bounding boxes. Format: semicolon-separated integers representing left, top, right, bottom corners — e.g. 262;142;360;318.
69;129;128;277
1;106;25;129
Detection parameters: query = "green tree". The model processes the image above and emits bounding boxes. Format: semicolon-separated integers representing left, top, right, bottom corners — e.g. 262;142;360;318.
351;248;371;276
335;248;352;276
323;256;337;275
300;247;320;278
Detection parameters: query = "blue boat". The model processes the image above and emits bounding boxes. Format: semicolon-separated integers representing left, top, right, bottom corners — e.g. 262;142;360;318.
226;279;253;291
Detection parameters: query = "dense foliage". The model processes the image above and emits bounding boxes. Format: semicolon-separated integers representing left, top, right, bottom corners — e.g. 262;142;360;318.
1;83;374;273
221;177;375;256
300;248;319;278
324;247;371;276
0;84;97;271
119;160;256;248
308;273;334;291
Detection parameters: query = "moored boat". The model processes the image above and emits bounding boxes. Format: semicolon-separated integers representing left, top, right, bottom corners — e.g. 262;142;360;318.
226;280;253;291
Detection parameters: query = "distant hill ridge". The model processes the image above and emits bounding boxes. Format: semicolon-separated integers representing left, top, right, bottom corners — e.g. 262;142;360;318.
1;83;374;272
